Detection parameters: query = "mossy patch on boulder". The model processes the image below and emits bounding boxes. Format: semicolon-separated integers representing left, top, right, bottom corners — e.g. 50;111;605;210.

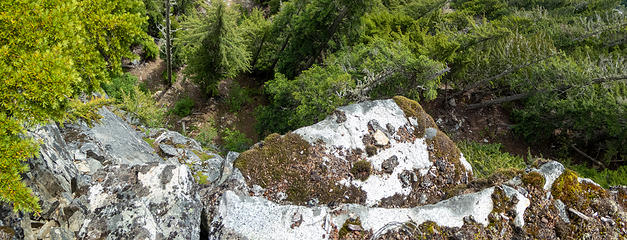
426;130;468;181
427;131;461;162
418;221;445;236
552;170;607;209
491;187;515;214
338;217;364;239
521;171;545;189
351;160;372;181
234;133;366;205
392;96;437;137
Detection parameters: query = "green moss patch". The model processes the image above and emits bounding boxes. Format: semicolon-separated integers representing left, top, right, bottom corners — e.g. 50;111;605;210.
351;160;372;181
365;144;377;157
234;133;366;205
426;130;468;181
338;217;363;239
143;137;157;148
521;171;545;189
419;221;444;236
192;150;213;161
393;96;437;136
491;187;515;214
193;172;209;185
552;169;607;209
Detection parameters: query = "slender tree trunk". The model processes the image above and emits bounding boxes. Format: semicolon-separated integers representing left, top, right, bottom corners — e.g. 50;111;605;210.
251;30;268;69
165;0;173;88
466;92;533;109
270;35;291;70
270;4;304;70
304;7;348;70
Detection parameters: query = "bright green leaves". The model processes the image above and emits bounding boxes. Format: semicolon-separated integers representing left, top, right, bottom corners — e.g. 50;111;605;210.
260;66;353;133
0;114;40;214
259;37;447;134
0;0;151;213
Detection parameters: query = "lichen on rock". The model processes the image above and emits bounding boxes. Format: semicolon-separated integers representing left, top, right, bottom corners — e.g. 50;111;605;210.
233;97;473;207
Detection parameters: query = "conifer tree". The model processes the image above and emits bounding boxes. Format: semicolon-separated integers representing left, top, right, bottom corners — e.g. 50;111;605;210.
180;1;250;96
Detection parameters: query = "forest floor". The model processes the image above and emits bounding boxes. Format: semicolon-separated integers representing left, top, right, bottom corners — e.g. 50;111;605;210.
128;59;567;163
128;58;263;146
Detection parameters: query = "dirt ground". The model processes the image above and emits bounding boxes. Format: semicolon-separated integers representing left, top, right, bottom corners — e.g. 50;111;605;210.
419;90;572;163
127;58;263;146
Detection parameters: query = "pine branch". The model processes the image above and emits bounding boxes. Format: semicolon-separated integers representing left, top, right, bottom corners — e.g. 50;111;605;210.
466;75;627;109
449;53;557;100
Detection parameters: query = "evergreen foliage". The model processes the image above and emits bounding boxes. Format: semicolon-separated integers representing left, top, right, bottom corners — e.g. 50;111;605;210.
222;128;253;153
118;86;167;128
172;97;195;117
180;1;250;96
102;73;140;100
0;0;151;213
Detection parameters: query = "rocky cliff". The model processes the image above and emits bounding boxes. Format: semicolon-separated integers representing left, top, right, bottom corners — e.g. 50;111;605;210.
0;97;625;239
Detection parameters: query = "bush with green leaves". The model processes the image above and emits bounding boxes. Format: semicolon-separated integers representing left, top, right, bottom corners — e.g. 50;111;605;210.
119;86;167;128
227;82;252;112
172;96;195;117
102;73;138;100
457;141;527;179
222;128;253;153
567;163;627;188
257;37;447;135
0;0;151;213
196;119;218;147
257;66;353;135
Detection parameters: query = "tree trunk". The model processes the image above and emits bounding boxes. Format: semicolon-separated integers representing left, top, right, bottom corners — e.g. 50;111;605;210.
466;92;533;109
466;75;627;109
165;0;173;88
251;30;268;69
304;7;348;70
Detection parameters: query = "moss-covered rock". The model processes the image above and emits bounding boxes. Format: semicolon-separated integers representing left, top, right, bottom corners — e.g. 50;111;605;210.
392;96;437;137
234;133;366;205
351;160;372;181
521;171;545;189
338;218;364;239
552;170;608;209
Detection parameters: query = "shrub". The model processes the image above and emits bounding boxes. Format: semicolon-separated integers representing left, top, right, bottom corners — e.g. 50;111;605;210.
101;73;138;100
142;38;159;60
457;141;526;178
565;162;627;188
172;96;195;117
226;82;252;112
222;128;253;153
118;86;167;128
196;119;218;147
138;82;150;94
